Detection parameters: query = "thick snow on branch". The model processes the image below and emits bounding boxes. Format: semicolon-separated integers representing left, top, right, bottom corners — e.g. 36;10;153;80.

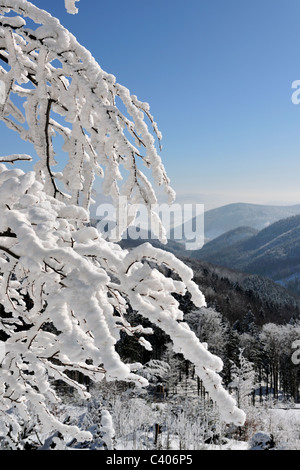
65;0;80;14
0;154;32;163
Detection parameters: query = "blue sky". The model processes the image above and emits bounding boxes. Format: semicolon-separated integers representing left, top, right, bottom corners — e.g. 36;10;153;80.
3;0;300;209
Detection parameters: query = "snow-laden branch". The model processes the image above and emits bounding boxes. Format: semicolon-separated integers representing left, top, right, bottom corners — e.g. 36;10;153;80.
0;0;173;241
0;165;245;442
65;0;80;14
0;154;32;163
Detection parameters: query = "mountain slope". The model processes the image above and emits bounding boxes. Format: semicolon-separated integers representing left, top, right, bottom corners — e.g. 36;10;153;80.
192;214;300;291
197;226;258;258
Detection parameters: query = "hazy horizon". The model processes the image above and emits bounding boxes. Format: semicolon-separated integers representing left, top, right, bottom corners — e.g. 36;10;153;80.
90;187;300;218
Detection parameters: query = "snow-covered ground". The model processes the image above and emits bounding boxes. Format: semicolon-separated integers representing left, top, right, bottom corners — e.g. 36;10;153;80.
53;390;300;451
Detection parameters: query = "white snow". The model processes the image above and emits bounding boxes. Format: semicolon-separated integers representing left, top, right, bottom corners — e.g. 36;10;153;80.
64;0;80;14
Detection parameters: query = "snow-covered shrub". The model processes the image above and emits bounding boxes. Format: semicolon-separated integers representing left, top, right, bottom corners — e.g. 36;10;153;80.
164;398;224;450
248;431;275;450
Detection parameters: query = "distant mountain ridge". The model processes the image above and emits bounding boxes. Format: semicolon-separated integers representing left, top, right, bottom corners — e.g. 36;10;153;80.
203;202;300;241
196;226;259;257
192;213;300;294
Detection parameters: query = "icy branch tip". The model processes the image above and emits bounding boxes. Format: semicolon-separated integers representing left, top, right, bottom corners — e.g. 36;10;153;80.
65;0;80;14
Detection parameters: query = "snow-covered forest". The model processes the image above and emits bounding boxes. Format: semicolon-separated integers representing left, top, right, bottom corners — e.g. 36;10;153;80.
0;0;300;452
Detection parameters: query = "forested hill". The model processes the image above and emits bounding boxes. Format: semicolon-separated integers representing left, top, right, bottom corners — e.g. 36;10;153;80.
191;214;300;295
180;257;300;326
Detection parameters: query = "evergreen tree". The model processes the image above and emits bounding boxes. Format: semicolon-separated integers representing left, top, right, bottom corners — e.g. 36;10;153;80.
0;1;245;447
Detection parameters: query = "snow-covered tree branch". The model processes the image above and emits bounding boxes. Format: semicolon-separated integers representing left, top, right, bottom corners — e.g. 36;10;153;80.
64;0;80;15
0;0;245;448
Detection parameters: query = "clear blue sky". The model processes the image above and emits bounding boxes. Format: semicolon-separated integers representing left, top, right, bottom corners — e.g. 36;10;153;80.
3;0;300;209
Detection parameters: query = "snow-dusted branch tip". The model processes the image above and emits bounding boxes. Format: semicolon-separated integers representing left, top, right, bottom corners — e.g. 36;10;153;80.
0;154;32;163
65;0;80;14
